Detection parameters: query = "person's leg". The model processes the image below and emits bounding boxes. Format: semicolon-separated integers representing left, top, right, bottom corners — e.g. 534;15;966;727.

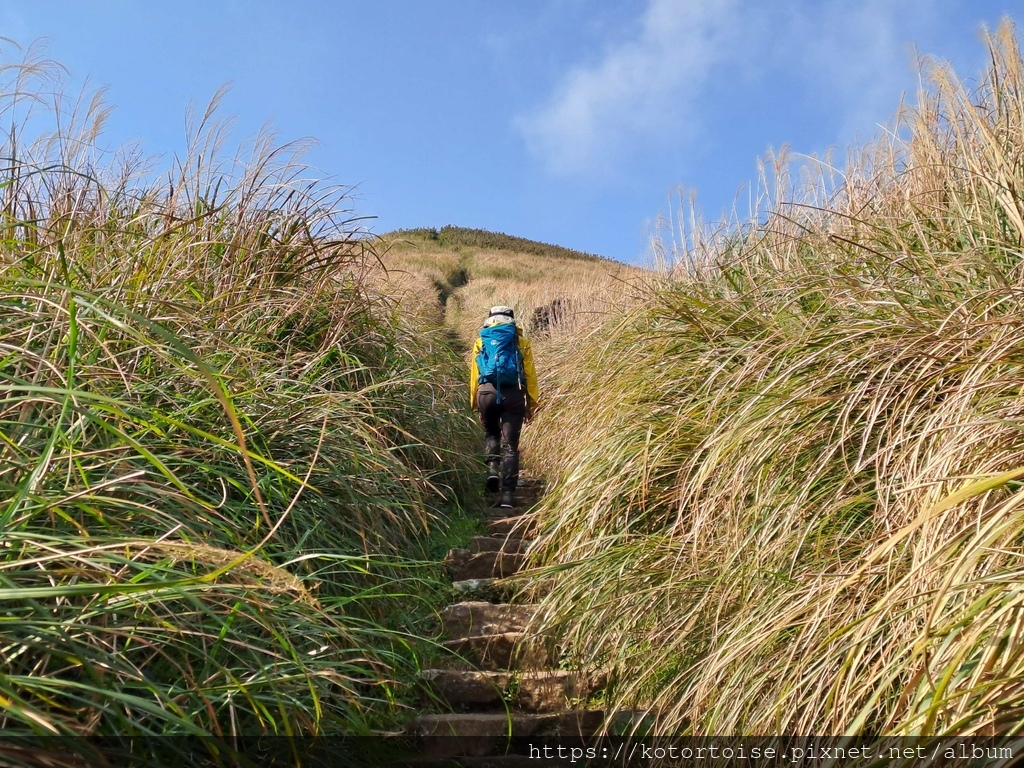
477;386;501;492
499;390;526;505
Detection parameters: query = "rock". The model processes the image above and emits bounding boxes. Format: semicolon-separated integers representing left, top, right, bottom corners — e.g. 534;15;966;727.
440;602;537;638
443;632;553;671
468;536;529;555
419;669;511;706
445;549;526;580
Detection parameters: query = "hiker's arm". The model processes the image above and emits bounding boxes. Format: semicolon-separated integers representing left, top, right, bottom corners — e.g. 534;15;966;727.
469;337;481;410
520;336;540;415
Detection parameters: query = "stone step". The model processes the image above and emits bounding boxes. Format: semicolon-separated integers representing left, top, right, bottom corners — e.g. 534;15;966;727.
419;669;511;707
451;578;504;602
443;632;554;671
486;497;542;513
509;487;544;498
452;576;550;600
420;669;595;713
432;757;554;768
446;549;526;580
510;483;544;497
451;579;533;604
487;517;532;538
447;758;565;768
486;485;543;502
410;711;605;759
441;602;538;639
468;536;529;555
513;671;593;713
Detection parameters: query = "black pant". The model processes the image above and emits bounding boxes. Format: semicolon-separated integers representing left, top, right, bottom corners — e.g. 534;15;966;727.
476;383;525;493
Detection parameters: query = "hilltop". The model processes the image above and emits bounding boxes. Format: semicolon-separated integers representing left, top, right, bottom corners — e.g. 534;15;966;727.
384;225;614;263
372;225;645;350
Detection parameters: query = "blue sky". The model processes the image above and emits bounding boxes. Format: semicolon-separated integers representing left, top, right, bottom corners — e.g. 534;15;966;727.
0;1;1017;263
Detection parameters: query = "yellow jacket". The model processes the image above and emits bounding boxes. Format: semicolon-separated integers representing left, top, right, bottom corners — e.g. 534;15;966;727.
470;323;539;413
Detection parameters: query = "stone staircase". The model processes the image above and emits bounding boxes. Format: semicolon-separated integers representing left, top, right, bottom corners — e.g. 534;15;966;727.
406;478;608;766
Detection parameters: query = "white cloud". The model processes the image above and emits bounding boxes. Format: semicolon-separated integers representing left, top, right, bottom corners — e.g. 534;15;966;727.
516;0;741;177
516;0;951;179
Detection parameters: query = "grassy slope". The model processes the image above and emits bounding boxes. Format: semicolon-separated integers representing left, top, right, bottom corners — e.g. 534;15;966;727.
523;19;1024;745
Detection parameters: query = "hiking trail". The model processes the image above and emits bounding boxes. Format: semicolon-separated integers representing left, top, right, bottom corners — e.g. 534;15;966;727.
404;478;614;766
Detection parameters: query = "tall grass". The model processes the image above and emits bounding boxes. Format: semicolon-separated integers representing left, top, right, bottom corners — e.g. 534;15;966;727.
525;19;1024;744
0;46;477;759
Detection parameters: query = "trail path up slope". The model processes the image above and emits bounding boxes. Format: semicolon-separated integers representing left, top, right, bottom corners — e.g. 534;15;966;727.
406;478;610;766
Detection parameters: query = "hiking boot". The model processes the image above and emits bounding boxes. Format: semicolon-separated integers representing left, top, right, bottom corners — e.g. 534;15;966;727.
485;461;500;493
500;491;515;509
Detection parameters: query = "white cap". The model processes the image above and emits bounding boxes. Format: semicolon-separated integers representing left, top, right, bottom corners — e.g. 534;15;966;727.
486;305;515;326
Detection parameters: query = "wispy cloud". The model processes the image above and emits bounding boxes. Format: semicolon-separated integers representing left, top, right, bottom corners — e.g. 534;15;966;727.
516;0;740;178
517;0;948;179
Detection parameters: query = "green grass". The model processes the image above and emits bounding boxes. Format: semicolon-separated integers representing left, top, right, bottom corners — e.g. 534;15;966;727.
384;225;611;262
0;47;480;762
522;18;1024;749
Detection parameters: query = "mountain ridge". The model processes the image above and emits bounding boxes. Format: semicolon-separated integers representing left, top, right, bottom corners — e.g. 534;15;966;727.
381;225;619;264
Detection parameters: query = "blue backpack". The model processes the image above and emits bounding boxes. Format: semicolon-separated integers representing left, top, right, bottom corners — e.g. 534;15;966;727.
476;322;524;402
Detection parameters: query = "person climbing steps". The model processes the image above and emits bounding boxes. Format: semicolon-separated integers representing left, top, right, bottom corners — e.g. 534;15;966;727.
469;305;540;509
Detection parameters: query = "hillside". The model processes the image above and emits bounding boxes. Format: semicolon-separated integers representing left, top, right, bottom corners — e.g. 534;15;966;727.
387;225;612;263
8;18;1024;766
373;225;645;351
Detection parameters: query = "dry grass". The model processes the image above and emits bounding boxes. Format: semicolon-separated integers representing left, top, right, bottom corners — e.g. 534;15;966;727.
519;18;1024;750
373;232;646;417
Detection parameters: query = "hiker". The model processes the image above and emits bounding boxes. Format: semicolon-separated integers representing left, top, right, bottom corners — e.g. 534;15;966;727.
470;305;539;509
